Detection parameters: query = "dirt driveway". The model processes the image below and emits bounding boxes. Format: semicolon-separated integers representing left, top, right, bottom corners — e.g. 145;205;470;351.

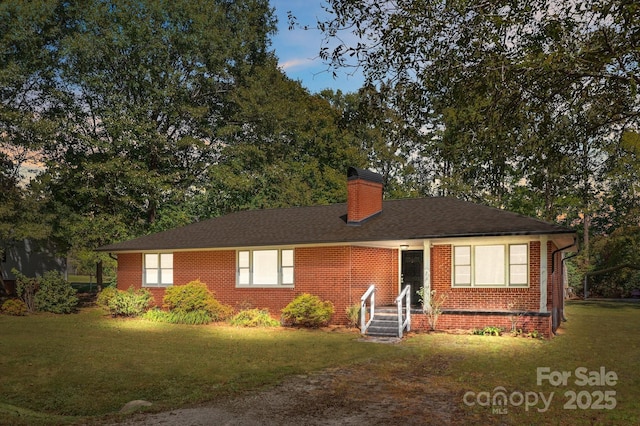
118;353;472;425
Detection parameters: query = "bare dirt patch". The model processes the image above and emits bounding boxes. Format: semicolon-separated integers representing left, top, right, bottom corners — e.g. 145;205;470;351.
118;356;472;425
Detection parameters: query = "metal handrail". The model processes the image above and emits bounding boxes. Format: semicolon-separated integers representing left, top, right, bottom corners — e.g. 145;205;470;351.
360;284;376;334
395;285;411;338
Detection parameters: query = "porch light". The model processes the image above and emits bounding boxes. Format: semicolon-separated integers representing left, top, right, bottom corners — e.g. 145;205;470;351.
400;244;409;251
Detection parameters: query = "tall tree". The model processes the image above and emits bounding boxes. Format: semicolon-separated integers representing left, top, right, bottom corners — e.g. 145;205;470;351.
201;59;366;216
318;0;639;245
1;0;277;284
339;83;424;198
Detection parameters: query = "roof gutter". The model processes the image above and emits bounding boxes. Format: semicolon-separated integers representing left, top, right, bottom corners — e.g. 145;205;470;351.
551;237;579;274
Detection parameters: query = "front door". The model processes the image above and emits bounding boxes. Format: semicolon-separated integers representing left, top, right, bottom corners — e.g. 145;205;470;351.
401;250;423;306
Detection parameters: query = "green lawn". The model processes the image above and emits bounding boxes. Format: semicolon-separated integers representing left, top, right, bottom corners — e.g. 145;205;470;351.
402;300;640;425
0;301;638;425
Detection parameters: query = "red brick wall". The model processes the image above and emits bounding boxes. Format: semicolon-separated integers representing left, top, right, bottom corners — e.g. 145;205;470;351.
349;247;398;308
412;312;552;337
116;252;142;290
347;179;383;223
431;242;542;311
115;246;399;324
428;241;552;337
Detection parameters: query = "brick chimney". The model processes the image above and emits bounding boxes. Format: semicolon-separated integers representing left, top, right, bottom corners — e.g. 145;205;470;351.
347;167;383;225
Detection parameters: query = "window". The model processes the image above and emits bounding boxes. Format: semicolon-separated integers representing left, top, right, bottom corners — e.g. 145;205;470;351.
237;249;294;286
453;244;528;287
454;246;471;286
509;244;528;286
144;253;173;287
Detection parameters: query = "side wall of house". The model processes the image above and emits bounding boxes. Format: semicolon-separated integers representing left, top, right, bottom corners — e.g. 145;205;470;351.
116;246;398;325
428;240;554;337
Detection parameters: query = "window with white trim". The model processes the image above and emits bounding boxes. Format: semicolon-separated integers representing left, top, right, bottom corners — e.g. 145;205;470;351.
237;249;294;286
144;253;173;287
453;244;528;287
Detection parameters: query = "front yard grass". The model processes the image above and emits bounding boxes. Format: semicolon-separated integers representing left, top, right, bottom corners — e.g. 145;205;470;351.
0;308;398;424
402;300;640;425
1;300;638;425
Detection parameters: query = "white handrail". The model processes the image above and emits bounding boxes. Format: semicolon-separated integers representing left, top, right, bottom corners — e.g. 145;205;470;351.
360;284;376;334
395;285;411;338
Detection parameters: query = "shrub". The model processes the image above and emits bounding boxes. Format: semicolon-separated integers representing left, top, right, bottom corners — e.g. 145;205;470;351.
107;287;152;317
417;288;447;331
12;269;37;312
230;309;280;327
281;293;334;328
144;308;212;325
1;299;28;316
13;269;78;314
162;280;232;321
34;271;78;314
472;326;503;336
345;304;361;329
96;287;119;311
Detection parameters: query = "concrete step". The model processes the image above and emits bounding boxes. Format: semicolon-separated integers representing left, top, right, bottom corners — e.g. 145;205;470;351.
367;314;401;337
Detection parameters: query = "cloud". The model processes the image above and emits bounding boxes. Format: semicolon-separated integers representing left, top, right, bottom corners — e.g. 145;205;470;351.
278;58;314;71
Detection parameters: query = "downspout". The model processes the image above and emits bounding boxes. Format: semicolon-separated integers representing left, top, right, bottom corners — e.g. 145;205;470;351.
550;237;578;334
560;252;579;321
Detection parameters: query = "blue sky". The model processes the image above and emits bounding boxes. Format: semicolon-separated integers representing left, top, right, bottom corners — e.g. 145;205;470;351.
270;0;365;94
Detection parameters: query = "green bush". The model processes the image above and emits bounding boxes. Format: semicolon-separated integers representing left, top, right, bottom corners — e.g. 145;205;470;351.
230;308;280;327
162;280;233;321
345;304;361;328
96;287;118;311
472;326;503;336
107;287;152;317
281;293;334;328
144;308;212;325
12;269;37;312
1;299;28;316
34;271;78;314
13;269;78;314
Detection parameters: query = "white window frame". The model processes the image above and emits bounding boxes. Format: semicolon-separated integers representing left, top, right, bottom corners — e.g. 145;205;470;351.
237;248;294;287
143;253;173;287
453;243;529;288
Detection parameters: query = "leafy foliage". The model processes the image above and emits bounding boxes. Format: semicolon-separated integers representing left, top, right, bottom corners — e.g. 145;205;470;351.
34;271;78;314
202;62;366;216
1;299;27;316
106;287;152;317
345;304;361;329
229;308;280;327
143;308;213;326
318;0;640;252
1;0;282;285
96;287;119;311
281;294;334;328
162;279;233;321
472;326;503;337
13;269;77;314
586;227;640;298
13;269;37;313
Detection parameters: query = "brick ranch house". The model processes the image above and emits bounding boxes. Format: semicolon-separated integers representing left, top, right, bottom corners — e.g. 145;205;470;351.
98;167;577;338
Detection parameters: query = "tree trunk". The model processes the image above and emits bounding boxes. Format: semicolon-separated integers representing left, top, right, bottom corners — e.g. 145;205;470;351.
583;212;590;267
96;260;103;292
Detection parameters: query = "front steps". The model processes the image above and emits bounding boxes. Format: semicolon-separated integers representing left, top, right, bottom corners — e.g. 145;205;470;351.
365;306;404;337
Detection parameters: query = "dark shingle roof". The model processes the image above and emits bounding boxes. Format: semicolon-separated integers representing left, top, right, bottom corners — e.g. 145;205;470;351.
97;197;575;252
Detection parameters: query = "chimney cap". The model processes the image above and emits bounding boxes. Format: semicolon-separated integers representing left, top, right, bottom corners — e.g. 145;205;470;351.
347;167;383;184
